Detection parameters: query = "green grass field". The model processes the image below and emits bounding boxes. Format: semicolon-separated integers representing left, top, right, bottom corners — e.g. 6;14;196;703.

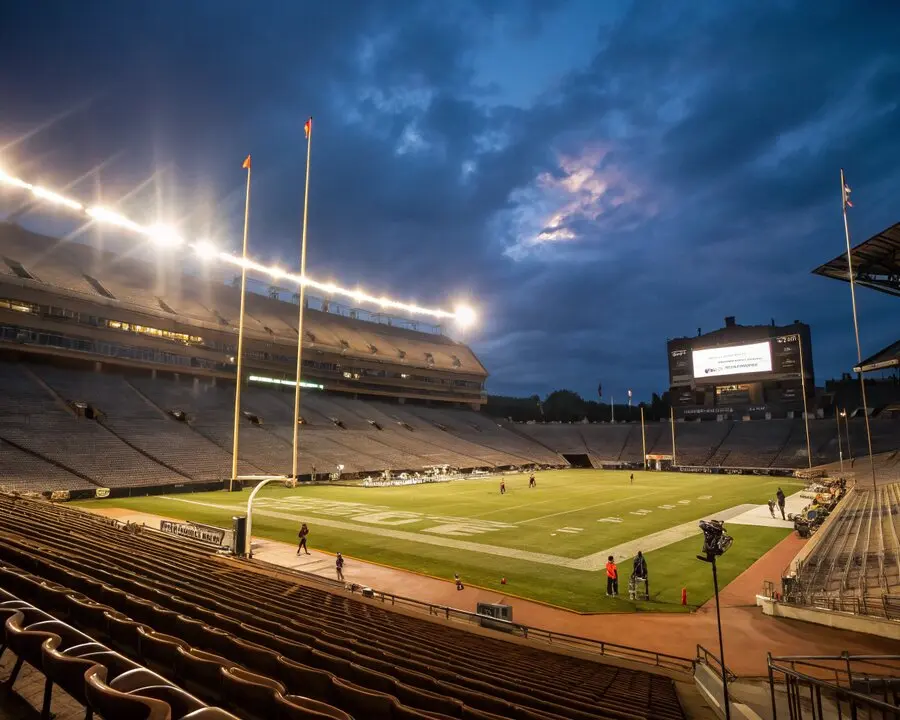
74;470;801;612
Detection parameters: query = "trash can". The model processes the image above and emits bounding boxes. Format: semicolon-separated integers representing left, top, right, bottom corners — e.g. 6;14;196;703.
232;516;247;556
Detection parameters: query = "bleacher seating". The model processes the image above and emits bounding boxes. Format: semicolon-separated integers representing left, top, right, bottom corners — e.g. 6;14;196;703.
794;482;900;602
2;360;899;492
0;492;687;720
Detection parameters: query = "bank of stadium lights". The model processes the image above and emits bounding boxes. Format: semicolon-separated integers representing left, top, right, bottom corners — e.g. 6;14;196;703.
0;167;478;326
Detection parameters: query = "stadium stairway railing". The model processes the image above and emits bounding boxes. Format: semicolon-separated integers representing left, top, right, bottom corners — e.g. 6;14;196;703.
766;653;900;719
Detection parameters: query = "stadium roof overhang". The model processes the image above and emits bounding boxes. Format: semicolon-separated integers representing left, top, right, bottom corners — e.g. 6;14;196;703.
812;221;900;298
854;338;900;374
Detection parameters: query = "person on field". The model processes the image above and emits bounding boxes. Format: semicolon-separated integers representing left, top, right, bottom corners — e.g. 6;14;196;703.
767;499;777;518
336;552;345;581
632;551;647;581
776;488;786;520
297;523;310;555
455;573;464;591
606;555;618;597
630;473;634;485
529;473;536;488
500;480;506;495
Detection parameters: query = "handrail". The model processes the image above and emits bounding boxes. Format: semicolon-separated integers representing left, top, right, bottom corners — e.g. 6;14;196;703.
697;643;736;683
347;585;695;672
767;653;900;719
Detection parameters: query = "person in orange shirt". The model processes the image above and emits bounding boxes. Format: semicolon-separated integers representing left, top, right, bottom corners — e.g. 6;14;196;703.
606;555;618;597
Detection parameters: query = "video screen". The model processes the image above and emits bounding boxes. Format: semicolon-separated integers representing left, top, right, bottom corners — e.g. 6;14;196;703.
692;341;772;379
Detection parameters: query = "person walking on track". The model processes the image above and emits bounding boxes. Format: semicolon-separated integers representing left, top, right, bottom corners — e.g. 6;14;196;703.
297;523;310;555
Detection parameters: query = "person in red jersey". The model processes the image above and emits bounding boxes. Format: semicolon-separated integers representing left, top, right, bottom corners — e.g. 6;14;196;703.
606;555;618;597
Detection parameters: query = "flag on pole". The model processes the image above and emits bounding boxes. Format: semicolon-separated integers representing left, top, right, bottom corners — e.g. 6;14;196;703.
842;181;852;209
242;155;251;170
304;117;312;140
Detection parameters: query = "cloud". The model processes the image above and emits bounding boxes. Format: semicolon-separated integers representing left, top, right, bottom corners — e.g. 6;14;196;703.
2;0;899;403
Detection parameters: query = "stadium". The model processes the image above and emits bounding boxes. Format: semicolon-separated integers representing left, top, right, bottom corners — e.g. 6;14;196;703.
1;172;899;717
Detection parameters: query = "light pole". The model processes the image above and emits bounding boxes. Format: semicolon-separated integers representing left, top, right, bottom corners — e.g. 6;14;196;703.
841;408;853;464
697;519;734;720
835;407;844;473
670;406;677;467
640;405;647;470
797;333;812;470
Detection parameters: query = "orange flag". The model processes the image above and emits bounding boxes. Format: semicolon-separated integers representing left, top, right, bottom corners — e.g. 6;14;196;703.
242;154;251;170
304;117;312;140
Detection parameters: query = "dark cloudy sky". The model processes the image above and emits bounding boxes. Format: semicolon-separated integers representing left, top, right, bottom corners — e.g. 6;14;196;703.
1;0;898;401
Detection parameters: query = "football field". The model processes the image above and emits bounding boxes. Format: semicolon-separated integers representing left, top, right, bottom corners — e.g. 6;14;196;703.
75;470;803;612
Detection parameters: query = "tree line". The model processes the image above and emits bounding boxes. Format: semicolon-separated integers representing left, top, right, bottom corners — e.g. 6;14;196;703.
483;389;672;424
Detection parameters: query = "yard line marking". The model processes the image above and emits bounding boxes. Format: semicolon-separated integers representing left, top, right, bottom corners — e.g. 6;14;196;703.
154;496;759;573
158;496;578;568
515;488;668;525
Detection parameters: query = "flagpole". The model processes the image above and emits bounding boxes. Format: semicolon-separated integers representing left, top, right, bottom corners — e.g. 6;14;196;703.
840;169;876;490
230;156;252;492
291;118;313;480
640;405;647;470
797;333;812;470
611;395;615;424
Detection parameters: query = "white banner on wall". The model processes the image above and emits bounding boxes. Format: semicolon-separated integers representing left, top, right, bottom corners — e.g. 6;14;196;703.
692;341;772;379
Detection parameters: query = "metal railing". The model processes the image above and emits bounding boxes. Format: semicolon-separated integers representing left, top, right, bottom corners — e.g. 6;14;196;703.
347;586;695;673
697;643;736;683
768;653;900;719
782;592;900;621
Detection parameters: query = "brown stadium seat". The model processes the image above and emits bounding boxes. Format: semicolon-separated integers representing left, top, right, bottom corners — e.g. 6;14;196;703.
130;684;207;718
219;665;286;720
332;677;397;718
274;655;338;703
105;610;147;657
175;645;232;702
137;626;190;676
275;693;354;720
84;665;171;720
41;634;99;712
4;611;68;689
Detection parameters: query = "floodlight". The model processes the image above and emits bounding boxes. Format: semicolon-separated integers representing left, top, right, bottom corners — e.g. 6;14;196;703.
7;166;480;322
454;304;477;329
31;185;83;211
192;240;218;261
148;224;184;247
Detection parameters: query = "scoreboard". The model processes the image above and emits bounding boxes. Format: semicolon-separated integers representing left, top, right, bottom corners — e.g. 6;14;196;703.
667;321;814;416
